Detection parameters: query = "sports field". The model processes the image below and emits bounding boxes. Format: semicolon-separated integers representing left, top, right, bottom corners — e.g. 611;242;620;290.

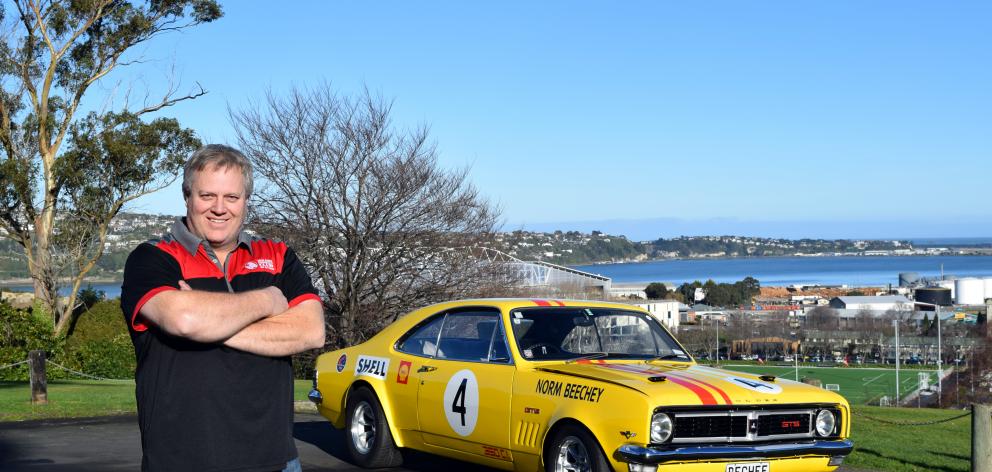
721;364;938;405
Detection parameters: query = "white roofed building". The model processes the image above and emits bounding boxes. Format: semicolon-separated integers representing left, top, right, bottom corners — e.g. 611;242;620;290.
828;295;912;312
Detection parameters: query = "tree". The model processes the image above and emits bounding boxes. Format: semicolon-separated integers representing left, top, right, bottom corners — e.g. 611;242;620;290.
0;0;220;335
644;282;668;300
231;84;509;348
677;281;702;304
806;306;839;331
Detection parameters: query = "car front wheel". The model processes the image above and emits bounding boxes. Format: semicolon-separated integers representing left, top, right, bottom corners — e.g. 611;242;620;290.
545;424;609;472
345;386;403;468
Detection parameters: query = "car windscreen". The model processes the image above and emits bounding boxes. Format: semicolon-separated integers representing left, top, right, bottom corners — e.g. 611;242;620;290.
508;307;689;361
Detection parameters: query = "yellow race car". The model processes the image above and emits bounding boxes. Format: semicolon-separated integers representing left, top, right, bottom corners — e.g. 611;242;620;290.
309;299;853;472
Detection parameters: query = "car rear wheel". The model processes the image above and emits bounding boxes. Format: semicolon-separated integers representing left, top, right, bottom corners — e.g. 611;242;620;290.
345;386;403;468
546;424;609;472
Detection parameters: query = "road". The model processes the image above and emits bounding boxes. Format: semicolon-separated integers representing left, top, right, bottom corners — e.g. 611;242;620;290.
0;414;873;471
0;414;497;472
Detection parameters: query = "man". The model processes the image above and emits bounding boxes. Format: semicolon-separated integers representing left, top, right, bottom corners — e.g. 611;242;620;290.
121;144;325;472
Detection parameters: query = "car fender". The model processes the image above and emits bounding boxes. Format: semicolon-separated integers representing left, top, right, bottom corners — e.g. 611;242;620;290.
532;373;651;469
342;378;409;448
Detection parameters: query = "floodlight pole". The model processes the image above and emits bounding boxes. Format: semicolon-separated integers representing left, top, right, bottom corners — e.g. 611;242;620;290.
715;317;720;364
795;339;800;381
936;304;942;407
894;319;900;405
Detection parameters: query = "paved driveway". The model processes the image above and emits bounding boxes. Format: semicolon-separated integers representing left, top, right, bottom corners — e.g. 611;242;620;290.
0;414;872;471
0;414;496;472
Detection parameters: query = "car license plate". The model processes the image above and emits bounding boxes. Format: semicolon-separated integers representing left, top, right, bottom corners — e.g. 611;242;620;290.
725;463;770;472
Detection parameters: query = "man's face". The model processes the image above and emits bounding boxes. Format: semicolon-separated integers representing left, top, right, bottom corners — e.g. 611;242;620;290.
185;164;247;254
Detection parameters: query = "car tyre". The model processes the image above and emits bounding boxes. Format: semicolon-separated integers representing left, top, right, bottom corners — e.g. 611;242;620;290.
545;424;609;472
345;386;403;468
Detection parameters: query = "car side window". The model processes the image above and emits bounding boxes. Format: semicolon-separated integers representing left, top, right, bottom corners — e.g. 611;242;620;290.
436;311;503;362
396;315;446;357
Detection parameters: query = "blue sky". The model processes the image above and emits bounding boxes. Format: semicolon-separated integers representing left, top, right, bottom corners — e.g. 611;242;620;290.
118;1;991;240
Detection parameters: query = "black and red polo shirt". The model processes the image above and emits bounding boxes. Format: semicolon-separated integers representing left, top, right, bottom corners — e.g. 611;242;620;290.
121;218;320;472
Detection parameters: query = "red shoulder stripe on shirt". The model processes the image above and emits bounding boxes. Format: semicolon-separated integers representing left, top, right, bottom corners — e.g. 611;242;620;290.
131;286;177;332
154;240;220;279
288;293;321;307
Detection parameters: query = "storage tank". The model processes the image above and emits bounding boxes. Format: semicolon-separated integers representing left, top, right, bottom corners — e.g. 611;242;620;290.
899;272;920;287
955;278;985;305
915;287;952;306
935;280;956;300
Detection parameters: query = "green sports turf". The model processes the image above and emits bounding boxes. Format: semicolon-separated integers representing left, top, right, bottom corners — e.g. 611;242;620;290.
720;364;937;405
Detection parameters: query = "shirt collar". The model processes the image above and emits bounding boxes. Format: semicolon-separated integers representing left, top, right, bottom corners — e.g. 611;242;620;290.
171;217;253;257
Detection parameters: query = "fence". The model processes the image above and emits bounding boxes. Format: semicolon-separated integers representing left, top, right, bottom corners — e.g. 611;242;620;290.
1;350;132;405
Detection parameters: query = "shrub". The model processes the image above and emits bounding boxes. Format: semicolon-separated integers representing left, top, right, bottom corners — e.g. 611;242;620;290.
0;302;64;381
63;300;134;379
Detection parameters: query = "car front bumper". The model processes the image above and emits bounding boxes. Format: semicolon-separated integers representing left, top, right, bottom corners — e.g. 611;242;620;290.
614;439;854;464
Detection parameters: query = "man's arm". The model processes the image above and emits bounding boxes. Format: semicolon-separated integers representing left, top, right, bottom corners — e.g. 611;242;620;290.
139;284;288;343
222;299;325;357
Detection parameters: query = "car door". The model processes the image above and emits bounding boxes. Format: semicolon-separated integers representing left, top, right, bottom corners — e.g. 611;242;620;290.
417;309;515;461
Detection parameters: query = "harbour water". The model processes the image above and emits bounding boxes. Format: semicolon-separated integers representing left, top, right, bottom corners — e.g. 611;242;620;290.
572;255;992;287
2;255;991;298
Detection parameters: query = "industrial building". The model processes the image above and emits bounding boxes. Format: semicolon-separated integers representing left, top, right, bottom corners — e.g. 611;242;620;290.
829;295;913;311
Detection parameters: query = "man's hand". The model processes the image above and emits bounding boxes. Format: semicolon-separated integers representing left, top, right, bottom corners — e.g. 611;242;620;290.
261;286;289;316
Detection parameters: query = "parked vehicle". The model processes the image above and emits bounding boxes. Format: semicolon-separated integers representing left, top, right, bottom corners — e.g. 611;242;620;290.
309;299;853;472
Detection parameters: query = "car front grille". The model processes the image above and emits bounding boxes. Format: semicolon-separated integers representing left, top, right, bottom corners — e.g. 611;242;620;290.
674;415;748;438
664;407;837;444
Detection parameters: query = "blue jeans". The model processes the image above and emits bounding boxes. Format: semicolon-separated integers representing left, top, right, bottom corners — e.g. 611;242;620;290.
281;458;302;472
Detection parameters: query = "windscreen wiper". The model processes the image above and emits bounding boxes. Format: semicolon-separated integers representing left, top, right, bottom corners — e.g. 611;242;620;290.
565;352;608;364
646;353;691;363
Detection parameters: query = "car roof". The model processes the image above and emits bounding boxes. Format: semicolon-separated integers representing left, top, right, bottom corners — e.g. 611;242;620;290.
375;298;652;340
418;298;650;312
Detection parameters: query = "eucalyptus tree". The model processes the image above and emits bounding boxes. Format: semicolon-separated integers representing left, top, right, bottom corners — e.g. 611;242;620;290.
0;0;221;334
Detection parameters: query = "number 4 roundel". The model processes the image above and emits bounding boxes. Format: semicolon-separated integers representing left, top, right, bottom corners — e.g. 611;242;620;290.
443;369;479;436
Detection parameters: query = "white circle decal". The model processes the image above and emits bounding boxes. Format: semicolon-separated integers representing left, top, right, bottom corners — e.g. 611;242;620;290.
726;376;782;394
442;369;479;436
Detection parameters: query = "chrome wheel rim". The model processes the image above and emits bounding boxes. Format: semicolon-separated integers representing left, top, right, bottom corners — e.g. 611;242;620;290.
350;401;375;455
554;436;591;472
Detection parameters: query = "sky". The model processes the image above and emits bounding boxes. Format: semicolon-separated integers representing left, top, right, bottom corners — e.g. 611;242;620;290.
114;1;990;240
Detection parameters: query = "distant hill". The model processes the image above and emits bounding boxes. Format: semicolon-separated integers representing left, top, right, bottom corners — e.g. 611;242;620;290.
0;213;946;281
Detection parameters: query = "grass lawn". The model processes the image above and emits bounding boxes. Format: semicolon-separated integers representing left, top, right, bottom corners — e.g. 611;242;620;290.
0;380;315;422
722;364;931;405
847;405;971;472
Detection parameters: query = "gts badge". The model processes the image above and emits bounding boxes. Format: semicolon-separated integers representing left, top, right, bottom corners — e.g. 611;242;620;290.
355;355;389;379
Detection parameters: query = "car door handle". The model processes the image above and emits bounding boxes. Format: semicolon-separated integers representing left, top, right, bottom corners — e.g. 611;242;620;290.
417;366;436;373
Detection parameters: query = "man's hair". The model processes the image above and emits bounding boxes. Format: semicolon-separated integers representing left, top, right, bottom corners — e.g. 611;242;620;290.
182;144;254;200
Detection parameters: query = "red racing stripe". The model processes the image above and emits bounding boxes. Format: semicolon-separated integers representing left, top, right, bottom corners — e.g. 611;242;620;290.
532;299;552;306
664;376;718;405
666;373;733;405
552;300;565;306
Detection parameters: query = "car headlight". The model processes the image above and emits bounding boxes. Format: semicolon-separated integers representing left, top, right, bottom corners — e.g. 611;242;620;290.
815;410;836;436
650;412;673;443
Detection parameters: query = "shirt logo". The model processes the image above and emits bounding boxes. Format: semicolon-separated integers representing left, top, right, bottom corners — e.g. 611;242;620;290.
243;259;275;271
